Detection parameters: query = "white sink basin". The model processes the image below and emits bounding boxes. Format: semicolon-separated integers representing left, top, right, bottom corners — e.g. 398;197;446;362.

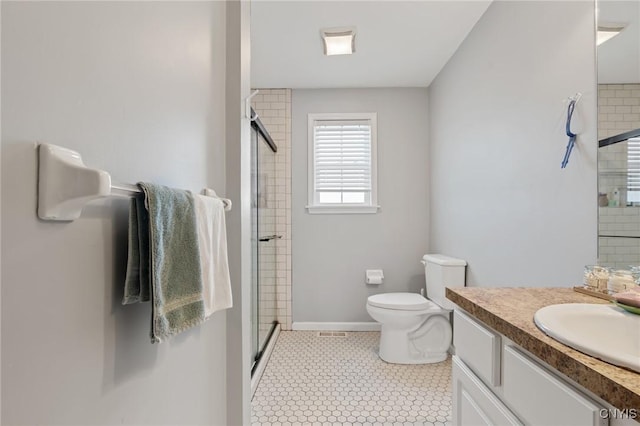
534;303;640;373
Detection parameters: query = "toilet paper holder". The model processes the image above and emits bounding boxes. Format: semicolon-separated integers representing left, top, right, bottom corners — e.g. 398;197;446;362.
366;269;384;285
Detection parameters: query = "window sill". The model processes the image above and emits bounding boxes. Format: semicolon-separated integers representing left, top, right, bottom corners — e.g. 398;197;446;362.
306;205;380;214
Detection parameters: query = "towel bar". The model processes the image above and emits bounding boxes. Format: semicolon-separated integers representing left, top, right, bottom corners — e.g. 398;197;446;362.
109;182;232;211
37;143;231;221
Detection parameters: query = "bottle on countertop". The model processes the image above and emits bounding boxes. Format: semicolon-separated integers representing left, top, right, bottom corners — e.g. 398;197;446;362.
608;269;635;294
584;265;610;292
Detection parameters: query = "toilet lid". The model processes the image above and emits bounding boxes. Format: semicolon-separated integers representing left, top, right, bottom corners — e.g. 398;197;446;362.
368;292;437;311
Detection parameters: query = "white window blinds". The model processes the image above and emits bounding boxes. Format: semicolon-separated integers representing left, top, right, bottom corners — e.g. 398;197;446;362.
627;138;640;203
313;119;372;193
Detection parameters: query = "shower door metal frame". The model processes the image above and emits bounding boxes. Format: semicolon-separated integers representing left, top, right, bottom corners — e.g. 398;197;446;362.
250;109;279;374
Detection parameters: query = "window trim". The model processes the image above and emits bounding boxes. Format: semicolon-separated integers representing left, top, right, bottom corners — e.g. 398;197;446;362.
306;112;379;214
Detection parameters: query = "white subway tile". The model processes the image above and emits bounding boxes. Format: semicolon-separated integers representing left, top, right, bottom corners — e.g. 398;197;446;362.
615;245;631;254
622;254;640;263
600;246;615;255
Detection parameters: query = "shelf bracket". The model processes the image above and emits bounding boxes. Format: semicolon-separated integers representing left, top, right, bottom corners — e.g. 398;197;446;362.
37;144;111;221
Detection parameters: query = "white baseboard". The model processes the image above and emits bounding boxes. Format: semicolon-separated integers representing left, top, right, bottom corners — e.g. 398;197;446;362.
292;322;381;332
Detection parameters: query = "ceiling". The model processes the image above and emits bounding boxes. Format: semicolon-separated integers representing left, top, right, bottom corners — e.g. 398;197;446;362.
250;1;492;89
598;0;640;84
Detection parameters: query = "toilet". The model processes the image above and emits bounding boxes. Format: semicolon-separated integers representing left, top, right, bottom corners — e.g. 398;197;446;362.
366;254;467;364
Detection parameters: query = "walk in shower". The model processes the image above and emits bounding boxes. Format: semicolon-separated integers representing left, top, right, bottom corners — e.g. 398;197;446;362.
250;109;279;375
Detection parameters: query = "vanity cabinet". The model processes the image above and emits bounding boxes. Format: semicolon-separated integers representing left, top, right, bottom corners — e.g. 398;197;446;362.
452;355;522;425
452;309;608;426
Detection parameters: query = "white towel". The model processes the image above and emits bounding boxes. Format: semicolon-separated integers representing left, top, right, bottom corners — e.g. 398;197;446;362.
193;189;233;317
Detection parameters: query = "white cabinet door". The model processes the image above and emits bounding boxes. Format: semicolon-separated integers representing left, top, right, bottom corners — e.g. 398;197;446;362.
502;345;607;426
453;356;522;426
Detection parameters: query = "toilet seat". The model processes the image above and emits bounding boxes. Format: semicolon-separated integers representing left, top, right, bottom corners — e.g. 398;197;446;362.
368;292;440;311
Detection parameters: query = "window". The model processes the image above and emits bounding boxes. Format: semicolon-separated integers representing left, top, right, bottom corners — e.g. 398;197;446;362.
307;113;378;214
627;138;640;204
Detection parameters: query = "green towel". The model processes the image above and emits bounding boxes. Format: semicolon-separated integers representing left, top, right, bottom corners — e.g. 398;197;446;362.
123;183;205;343
123;195;150;304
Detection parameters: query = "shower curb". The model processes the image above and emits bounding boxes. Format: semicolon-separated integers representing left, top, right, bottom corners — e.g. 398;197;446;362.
250;324;280;399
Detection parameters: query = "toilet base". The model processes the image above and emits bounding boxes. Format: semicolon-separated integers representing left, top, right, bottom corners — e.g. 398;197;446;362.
377;315;452;364
379;348;448;364
378;326;449;364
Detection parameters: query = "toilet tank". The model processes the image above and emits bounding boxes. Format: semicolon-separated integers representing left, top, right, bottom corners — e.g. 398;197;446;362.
422;254;467;310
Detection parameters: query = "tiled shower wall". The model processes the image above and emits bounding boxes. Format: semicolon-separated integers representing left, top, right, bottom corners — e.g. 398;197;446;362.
598;84;640;268
599;208;640;270
598;84;640;199
253;89;293;330
598;84;640;140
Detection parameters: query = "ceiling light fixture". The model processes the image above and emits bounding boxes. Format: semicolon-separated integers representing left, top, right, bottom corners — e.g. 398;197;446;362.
321;27;356;56
597;25;625;46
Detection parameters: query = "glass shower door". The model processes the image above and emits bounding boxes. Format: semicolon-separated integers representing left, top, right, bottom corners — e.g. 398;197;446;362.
251;120;278;372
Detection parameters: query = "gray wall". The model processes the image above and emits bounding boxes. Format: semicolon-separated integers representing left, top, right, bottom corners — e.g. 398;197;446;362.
429;1;598;287
2;2;228;424
292;88;430;323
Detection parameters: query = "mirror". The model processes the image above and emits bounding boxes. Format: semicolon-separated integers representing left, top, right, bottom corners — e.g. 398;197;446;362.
597;1;640;269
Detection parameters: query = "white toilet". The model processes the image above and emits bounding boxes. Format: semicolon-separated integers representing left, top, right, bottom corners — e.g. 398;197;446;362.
366;254;467;364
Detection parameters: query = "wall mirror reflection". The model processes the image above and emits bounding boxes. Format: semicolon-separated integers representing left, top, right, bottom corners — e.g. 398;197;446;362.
597;0;640;269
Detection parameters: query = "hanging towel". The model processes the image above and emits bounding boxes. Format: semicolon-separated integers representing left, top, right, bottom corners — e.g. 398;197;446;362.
123;194;150;304
193;189;233;317
123;183;206;343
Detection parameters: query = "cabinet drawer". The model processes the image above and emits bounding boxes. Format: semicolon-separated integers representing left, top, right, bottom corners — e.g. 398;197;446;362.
453;356;522;426
454;309;501;387
503;345;606;426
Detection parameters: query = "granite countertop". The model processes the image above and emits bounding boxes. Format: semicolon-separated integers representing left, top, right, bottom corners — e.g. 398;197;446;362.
446;287;640;412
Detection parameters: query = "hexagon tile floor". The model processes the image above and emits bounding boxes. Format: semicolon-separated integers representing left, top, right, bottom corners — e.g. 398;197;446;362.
251;331;452;426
